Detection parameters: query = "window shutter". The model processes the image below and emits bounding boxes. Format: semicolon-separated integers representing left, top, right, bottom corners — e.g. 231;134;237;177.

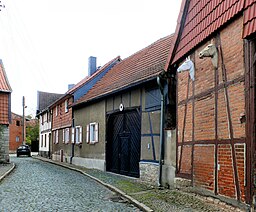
56;130;59;144
71;128;75;143
86;124;90;143
79;126;82;143
63;129;65;143
66;128;70;143
95;123;99;143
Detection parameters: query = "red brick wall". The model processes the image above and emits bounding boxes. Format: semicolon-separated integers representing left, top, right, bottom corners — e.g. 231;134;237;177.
9;114;23;152
177;16;246;201
52;97;73;130
0;92;9;124
194;145;215;191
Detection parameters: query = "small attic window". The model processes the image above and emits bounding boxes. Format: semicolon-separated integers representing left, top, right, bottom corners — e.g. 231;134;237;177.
65;99;69;113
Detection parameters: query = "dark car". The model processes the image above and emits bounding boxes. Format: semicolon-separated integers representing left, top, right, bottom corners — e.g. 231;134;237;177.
17;144;31;157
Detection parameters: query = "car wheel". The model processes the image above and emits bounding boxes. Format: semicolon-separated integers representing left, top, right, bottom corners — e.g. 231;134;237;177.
17;154;19;157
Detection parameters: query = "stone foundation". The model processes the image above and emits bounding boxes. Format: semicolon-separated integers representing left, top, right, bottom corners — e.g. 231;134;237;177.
174;177;191;189
39;151;49;158
0;125;9;163
139;162;159;185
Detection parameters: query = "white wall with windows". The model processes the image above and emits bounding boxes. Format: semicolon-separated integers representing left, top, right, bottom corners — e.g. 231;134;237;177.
39;110;52;156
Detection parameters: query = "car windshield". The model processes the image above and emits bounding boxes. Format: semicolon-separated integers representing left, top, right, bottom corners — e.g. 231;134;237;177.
18;146;27;149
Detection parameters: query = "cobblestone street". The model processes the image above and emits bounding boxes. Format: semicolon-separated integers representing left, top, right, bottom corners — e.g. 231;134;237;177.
0;156;139;211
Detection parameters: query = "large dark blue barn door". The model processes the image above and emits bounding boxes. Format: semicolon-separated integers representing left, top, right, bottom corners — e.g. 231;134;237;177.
106;109;141;178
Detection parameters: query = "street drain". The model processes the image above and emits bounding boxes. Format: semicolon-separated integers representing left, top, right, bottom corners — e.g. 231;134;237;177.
109;195;128;203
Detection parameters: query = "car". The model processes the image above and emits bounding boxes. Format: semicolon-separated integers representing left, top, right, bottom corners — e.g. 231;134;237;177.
17;144;31;157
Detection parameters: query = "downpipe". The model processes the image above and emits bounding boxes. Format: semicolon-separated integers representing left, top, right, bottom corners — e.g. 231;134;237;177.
157;74;166;188
70;118;75;164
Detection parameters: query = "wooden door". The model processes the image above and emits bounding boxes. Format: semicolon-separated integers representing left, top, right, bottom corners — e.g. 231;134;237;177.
106;109;141;177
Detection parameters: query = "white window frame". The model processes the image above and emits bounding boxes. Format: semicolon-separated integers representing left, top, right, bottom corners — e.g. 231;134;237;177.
41;135;43;147
54;130;59;144
86;122;99;144
65;99;69;113
75;126;82;144
71;127;75;143
55;106;58;117
63;128;69;144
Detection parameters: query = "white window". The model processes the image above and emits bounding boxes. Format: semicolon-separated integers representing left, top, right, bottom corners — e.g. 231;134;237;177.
16;136;20;142
86;122;99;144
55;106;58;116
65;99;69;113
71;127;75;143
54;130;59;144
63;128;69;144
75;126;82;144
41;135;43;147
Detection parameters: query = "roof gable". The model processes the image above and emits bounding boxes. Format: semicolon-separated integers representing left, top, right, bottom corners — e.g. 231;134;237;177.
166;0;256;67
37;91;63;113
74;34;174;106
67;56;120;95
48;56;121;108
0;59;12;92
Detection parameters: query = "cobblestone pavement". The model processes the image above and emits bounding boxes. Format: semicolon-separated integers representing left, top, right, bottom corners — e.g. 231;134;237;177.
33;157;247;212
0;157;140;212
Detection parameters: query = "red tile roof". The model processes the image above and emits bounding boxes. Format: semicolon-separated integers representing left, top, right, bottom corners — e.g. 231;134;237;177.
74;35;174;106
243;0;256;38
165;0;256;67
0;60;12;92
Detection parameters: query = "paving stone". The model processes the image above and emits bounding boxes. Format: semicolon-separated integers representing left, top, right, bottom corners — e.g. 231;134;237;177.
0;157;139;211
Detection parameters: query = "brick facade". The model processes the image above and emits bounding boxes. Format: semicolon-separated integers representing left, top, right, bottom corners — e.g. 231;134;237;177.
52;97;73;130
177;16;246;202
0;93;9;125
9;113;23;152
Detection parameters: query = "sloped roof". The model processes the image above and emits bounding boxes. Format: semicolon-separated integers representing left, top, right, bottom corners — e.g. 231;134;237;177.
243;0;256;38
66;56;121;95
37;91;63;113
0;59;12;92
165;0;256;67
74;34;174;106
48;56;121;109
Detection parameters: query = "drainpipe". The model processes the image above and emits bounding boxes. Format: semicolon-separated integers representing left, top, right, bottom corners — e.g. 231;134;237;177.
157;73;166;188
70;117;75;164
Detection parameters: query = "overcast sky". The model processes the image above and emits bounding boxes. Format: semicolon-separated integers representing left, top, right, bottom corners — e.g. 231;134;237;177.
0;0;181;117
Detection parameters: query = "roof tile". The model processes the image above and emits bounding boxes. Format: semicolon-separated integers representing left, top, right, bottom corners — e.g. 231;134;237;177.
0;60;12;92
75;35;174;105
168;0;248;64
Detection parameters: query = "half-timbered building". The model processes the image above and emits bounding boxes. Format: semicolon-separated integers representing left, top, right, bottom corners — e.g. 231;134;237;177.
165;0;256;209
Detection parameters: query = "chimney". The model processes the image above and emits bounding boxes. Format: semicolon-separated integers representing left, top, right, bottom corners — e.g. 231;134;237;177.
68;84;75;90
88;56;97;76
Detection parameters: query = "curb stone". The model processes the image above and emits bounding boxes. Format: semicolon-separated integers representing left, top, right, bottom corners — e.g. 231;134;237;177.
0;163;15;182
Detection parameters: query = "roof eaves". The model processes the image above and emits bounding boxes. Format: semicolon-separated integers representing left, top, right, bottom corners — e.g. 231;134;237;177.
66;56;121;95
48;93;72;109
73;74;159;108
164;0;189;70
0;59;12;92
